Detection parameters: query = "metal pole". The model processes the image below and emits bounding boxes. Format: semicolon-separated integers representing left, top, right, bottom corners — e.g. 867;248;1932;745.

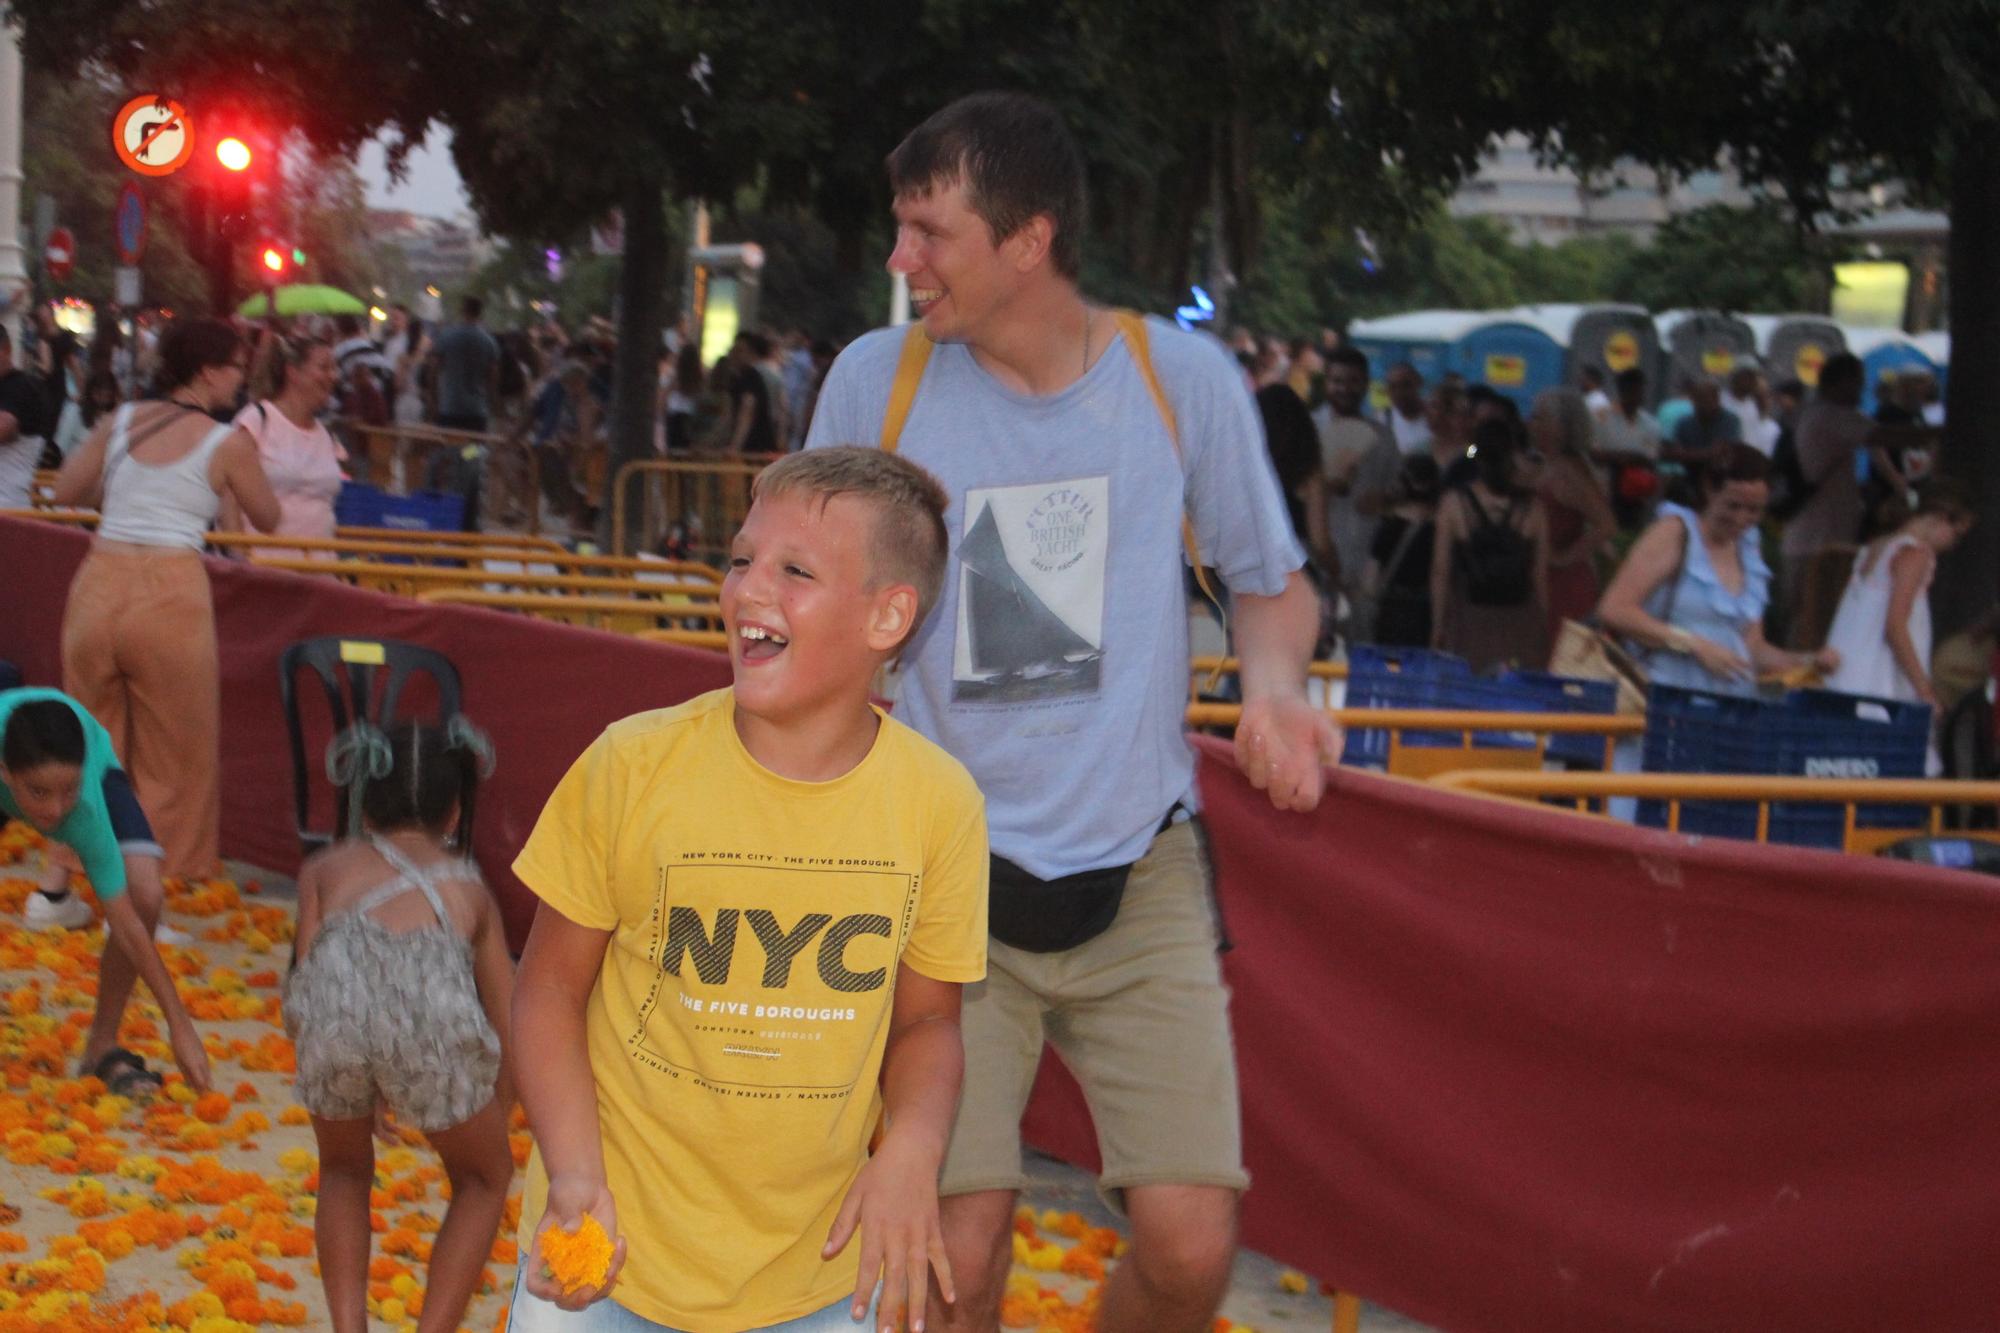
0;11;29;346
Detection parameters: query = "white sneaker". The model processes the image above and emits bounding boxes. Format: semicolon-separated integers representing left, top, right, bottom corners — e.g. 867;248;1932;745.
25;891;95;931
97;920;194;946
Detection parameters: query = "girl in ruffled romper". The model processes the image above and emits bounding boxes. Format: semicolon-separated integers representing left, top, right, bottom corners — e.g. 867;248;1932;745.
284;720;516;1333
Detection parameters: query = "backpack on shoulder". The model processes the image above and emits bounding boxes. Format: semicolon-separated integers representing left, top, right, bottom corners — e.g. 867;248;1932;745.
1456;487;1534;606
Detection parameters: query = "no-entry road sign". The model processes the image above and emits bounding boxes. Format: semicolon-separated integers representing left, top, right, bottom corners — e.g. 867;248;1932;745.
44;227;75;284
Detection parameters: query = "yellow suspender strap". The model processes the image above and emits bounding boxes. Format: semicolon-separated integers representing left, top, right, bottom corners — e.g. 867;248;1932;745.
1110;311;1227;668
879;323;935;454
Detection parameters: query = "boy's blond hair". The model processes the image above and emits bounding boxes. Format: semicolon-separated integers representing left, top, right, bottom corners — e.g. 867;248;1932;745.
752;446;951;633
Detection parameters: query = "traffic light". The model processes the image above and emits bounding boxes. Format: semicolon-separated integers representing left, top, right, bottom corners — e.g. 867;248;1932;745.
211;131;257;244
260;245;287;276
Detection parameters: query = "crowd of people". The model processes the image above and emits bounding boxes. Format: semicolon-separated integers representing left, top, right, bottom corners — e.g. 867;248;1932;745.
1240;333;1984;722
0;288;840;545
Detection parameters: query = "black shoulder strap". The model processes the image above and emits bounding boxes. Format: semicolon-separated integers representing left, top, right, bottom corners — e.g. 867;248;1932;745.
1461;485;1495;529
1379;518;1425;585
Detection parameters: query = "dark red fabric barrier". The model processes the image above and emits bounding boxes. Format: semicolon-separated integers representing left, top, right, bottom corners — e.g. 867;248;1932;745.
0;516;730;945
9;515;1999;1329
1027;741;2000;1330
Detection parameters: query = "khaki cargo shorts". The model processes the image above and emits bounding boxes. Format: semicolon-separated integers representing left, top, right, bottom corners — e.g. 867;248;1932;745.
939;819;1249;1208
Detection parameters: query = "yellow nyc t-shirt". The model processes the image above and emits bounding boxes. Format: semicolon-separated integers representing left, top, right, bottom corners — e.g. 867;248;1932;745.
513;688;988;1332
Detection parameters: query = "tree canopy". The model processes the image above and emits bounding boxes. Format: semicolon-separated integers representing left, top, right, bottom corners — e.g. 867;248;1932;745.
16;0;2000;616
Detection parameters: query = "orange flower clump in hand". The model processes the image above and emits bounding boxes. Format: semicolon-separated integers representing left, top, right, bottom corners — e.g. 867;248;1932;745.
190;1091;233;1124
539;1214;614;1295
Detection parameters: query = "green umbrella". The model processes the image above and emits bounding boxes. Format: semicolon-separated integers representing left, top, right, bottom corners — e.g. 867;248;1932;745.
237;284;369;318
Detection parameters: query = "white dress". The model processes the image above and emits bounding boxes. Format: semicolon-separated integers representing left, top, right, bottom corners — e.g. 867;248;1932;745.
1823;533;1931;705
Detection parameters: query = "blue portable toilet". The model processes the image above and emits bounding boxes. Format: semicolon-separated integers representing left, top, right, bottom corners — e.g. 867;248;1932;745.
1653;310;1757;401
1347;309;1563;414
1843;326;1941;416
1345;309;1466;404
1914;331;1949;403
1743;314;1846;392
1512;303;1659;398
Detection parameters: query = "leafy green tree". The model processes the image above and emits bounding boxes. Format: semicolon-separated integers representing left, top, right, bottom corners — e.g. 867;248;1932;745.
1612;203;1839;314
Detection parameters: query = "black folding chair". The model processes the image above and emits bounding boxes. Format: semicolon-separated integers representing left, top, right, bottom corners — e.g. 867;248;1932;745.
279;637;463;854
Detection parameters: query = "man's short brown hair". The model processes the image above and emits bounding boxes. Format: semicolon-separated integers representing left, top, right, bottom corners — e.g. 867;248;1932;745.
753;447;951;640
887;91;1087;280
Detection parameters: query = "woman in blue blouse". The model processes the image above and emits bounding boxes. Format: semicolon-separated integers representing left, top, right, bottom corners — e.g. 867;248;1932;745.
1599;444;1839;696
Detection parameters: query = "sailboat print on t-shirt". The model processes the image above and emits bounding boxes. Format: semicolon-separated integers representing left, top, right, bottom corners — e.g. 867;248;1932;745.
952;478;1108;703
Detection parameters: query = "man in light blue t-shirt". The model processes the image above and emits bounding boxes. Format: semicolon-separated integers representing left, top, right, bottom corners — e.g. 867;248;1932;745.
807;92;1340;1333
0;689;213;1096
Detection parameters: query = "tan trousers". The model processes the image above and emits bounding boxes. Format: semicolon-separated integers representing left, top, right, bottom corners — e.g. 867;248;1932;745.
60;546;220;880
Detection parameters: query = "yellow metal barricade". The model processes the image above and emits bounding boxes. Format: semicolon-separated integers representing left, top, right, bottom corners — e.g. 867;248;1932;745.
335;525;564;552
205;530;717;579
6;505;724;581
1429;769;2000;856
637;628;732;652
1190;656;1349;682
609;456;774;558
3;505;93;526
1184;705;1641;779
246;557;721;603
417;588;726;634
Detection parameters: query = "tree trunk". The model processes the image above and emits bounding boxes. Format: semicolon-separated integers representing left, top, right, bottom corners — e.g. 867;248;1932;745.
598;172;668;553
1933;130;2000;636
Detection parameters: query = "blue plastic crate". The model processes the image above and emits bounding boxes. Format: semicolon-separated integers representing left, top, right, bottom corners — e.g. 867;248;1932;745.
1342;646;1475;766
1489;669;1619;766
1639;685;1933;847
1768;689;1931;846
1638;686;1772;833
334;483;465;534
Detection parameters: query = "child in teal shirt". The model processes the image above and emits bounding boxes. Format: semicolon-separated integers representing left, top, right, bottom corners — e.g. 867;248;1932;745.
0;688;212;1094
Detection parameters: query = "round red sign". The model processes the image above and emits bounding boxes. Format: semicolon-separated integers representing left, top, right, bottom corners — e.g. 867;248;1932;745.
44;227;76;284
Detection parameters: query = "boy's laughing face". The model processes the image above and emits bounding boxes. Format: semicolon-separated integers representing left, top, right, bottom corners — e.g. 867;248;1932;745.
723;490;909;728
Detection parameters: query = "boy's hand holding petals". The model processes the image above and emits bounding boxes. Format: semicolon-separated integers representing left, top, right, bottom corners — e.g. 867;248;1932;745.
824;1134;954;1333
1236;694;1342;813
526;1175;626;1311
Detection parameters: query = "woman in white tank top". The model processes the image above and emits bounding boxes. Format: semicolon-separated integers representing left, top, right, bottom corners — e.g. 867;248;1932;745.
50;317;282;879
1823;486;1977;709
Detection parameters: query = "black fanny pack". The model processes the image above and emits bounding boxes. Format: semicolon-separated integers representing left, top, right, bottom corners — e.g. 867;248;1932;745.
987;807;1184;954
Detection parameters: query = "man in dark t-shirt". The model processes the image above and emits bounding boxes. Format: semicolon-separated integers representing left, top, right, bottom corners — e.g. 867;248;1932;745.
0;325;51;509
726;332;778;453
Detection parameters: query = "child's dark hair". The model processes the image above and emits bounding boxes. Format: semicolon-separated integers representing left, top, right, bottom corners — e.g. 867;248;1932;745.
3;701;84;770
327;718;493;846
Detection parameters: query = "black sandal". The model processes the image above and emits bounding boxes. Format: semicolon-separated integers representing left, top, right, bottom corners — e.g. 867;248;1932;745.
90;1047;163;1099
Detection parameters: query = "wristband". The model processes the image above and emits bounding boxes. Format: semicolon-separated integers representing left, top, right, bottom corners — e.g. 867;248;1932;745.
1665;628;1696;656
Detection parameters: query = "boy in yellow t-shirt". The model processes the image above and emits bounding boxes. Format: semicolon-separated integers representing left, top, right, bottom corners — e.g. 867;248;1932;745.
509;447;987;1333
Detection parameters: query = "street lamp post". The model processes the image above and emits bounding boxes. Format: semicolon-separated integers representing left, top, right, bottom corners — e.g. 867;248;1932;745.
0;12;29;345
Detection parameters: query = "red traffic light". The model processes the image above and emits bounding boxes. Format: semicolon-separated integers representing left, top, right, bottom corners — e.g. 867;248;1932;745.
261;246;286;273
216;137;252;171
